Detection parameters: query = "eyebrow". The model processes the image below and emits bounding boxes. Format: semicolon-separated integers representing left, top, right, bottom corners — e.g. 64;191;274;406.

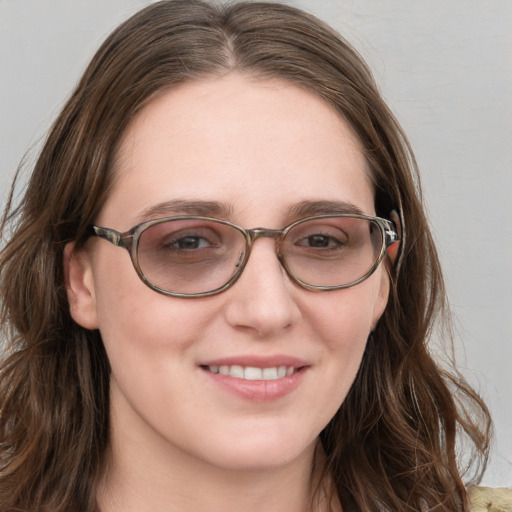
137;199;233;221
137;198;365;223
287;200;365;218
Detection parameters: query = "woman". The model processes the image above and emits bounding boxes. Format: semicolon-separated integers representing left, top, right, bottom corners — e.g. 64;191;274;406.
0;1;494;510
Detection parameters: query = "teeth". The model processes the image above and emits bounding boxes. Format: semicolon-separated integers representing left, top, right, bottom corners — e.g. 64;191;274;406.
230;365;244;379
245;367;262;380
206;365;296;380
262;367;277;380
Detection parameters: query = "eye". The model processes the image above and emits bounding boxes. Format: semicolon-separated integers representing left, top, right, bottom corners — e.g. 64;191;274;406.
298;233;346;249
292;225;349;250
165;234;213;251
139;221;224;255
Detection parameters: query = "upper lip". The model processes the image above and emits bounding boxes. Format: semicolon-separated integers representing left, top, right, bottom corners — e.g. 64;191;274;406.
199;355;309;369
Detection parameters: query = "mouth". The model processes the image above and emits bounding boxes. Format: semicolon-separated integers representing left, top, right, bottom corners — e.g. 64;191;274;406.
201;364;299;381
199;358;309;400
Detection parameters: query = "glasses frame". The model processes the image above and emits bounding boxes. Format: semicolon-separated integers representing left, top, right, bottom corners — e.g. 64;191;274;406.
90;214;399;298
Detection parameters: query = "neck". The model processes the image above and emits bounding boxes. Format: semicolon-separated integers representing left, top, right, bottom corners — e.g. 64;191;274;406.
97;439;318;512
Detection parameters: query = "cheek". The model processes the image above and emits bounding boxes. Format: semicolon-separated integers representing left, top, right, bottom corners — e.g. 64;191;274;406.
309;280;383;348
304;278;386;399
94;285;221;434
95;286;211;357
90;250;214;368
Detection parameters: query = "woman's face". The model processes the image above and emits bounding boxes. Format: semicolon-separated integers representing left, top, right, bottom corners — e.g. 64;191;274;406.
67;74;389;473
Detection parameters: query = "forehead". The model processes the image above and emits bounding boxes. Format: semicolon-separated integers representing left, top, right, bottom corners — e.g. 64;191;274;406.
102;74;374;228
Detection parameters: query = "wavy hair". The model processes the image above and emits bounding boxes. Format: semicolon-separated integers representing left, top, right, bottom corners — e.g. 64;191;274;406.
0;1;491;510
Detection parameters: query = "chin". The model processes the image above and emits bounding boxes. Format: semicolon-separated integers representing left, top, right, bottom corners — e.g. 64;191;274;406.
193;429;318;473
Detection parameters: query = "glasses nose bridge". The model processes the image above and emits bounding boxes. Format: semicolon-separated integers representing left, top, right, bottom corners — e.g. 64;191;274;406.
241;227;286;278
246;227;284;244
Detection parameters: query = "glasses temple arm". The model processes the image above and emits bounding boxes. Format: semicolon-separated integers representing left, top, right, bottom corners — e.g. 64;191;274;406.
90;225;130;248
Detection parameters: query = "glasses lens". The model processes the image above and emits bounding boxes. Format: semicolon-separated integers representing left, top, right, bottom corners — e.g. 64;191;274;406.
137;219;247;295
282;216;384;287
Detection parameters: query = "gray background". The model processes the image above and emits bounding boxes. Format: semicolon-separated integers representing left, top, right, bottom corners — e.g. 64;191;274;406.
1;0;510;485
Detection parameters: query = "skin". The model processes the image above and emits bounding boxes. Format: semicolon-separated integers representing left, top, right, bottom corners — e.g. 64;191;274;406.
65;73;389;512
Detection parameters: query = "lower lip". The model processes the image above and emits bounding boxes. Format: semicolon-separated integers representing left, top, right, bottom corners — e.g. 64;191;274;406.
201;367;307;402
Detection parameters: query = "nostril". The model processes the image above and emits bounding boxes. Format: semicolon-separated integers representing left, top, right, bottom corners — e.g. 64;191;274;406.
222;263;301;338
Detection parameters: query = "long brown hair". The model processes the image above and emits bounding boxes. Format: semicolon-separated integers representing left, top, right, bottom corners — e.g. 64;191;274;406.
0;1;491;511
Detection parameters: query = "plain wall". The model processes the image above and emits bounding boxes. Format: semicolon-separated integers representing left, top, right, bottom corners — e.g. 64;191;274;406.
1;0;511;486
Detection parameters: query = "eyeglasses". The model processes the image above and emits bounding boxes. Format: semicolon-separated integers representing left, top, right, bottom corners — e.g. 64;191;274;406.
90;214;399;298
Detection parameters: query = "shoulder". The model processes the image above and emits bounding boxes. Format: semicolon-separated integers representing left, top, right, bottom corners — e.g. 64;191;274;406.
468;486;512;511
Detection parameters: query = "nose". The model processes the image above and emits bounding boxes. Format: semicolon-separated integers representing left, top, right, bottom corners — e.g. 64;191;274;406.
223;238;301;338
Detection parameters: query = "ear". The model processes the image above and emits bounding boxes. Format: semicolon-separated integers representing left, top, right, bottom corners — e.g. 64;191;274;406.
387;209;402;265
370;266;390;331
63;242;99;330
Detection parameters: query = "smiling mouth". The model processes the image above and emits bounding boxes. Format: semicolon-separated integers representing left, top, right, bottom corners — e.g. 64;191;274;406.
201;365;299;381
